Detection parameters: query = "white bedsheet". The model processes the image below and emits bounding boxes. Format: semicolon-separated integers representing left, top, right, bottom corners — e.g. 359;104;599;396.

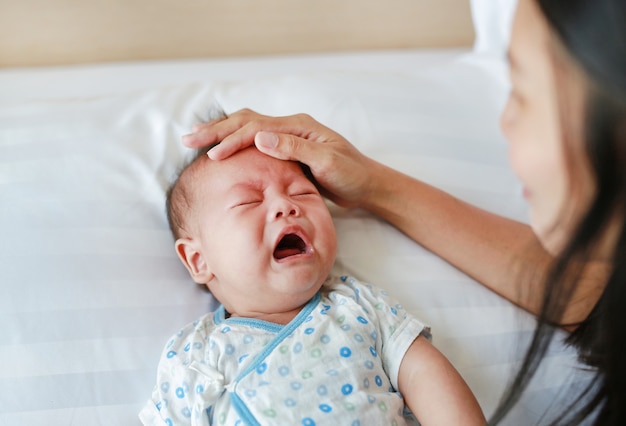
0;49;591;425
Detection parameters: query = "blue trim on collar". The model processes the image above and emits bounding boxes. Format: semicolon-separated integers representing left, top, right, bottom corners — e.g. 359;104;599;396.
224;317;283;334
212;305;226;325
212;293;321;334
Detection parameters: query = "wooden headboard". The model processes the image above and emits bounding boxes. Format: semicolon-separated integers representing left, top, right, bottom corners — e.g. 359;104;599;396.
0;0;474;67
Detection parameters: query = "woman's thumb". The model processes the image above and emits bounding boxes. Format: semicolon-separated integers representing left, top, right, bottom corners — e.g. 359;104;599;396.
255;131;279;151
255;131;314;163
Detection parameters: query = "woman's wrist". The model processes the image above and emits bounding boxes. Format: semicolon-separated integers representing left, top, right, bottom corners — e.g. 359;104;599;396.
358;158;414;223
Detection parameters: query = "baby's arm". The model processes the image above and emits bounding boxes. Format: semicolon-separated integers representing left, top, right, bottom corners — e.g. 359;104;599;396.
398;336;486;426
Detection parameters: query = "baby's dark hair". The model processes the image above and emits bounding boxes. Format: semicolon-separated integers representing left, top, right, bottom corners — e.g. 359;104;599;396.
167;104;228;240
166;104;228;240
165;144;216;240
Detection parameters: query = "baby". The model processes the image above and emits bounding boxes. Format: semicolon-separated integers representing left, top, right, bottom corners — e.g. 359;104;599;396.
140;146;485;425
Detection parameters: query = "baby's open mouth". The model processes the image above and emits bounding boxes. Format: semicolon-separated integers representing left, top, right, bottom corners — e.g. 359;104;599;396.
273;233;308;260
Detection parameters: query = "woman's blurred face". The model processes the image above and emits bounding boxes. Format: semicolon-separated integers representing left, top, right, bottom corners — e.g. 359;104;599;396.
501;0;593;255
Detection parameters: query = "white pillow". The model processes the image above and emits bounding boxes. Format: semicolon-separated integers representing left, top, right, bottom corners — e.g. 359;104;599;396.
470;0;518;55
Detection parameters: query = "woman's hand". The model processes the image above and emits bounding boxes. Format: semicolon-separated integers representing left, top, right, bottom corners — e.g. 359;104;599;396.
183;108;379;208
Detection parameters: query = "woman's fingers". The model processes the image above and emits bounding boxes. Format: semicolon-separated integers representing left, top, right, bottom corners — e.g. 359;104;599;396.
183;109;256;150
190;113;226;133
254;128;374;208
255;131;320;163
180;108;375;208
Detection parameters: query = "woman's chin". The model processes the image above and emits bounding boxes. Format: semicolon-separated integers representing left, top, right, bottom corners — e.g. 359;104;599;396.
533;222;568;256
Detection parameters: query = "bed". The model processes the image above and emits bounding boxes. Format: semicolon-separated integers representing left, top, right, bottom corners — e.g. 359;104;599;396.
0;0;592;424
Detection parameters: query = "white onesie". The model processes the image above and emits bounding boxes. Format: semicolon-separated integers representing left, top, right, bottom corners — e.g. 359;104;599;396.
140;275;429;425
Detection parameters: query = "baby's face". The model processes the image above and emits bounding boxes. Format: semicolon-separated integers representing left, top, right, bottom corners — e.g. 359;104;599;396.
184;147;337;318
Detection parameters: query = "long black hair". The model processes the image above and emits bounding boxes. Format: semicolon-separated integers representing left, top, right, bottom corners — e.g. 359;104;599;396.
490;0;626;424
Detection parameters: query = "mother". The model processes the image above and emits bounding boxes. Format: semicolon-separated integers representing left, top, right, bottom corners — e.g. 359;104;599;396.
184;0;625;423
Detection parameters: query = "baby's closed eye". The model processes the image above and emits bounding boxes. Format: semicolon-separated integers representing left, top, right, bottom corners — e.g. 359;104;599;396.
231;199;262;208
289;184;319;198
291;191;317;197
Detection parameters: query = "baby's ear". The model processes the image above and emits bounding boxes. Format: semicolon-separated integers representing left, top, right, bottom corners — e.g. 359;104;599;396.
174;238;214;284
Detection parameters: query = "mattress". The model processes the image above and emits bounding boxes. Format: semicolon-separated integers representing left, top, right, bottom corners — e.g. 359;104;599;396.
0;49;591;425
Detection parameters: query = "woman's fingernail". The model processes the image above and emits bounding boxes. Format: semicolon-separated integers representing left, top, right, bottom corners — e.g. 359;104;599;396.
256;131;278;149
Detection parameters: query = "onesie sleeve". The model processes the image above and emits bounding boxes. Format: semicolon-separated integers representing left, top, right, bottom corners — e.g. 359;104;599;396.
344;276;431;390
139;319;223;426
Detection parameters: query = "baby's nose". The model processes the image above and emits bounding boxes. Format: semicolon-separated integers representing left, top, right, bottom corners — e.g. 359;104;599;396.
271;198;300;219
275;207;297;218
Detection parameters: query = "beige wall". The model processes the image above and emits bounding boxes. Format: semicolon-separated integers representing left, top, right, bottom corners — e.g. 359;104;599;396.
0;0;474;67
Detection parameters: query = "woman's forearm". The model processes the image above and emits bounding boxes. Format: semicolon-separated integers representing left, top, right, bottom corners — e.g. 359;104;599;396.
361;160;603;324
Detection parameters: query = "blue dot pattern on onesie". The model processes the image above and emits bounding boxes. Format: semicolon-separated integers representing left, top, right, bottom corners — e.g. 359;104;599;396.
142;275;428;425
226;276;426;424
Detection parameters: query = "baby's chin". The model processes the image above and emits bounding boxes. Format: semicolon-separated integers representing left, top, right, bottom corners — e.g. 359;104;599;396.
276;268;329;294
